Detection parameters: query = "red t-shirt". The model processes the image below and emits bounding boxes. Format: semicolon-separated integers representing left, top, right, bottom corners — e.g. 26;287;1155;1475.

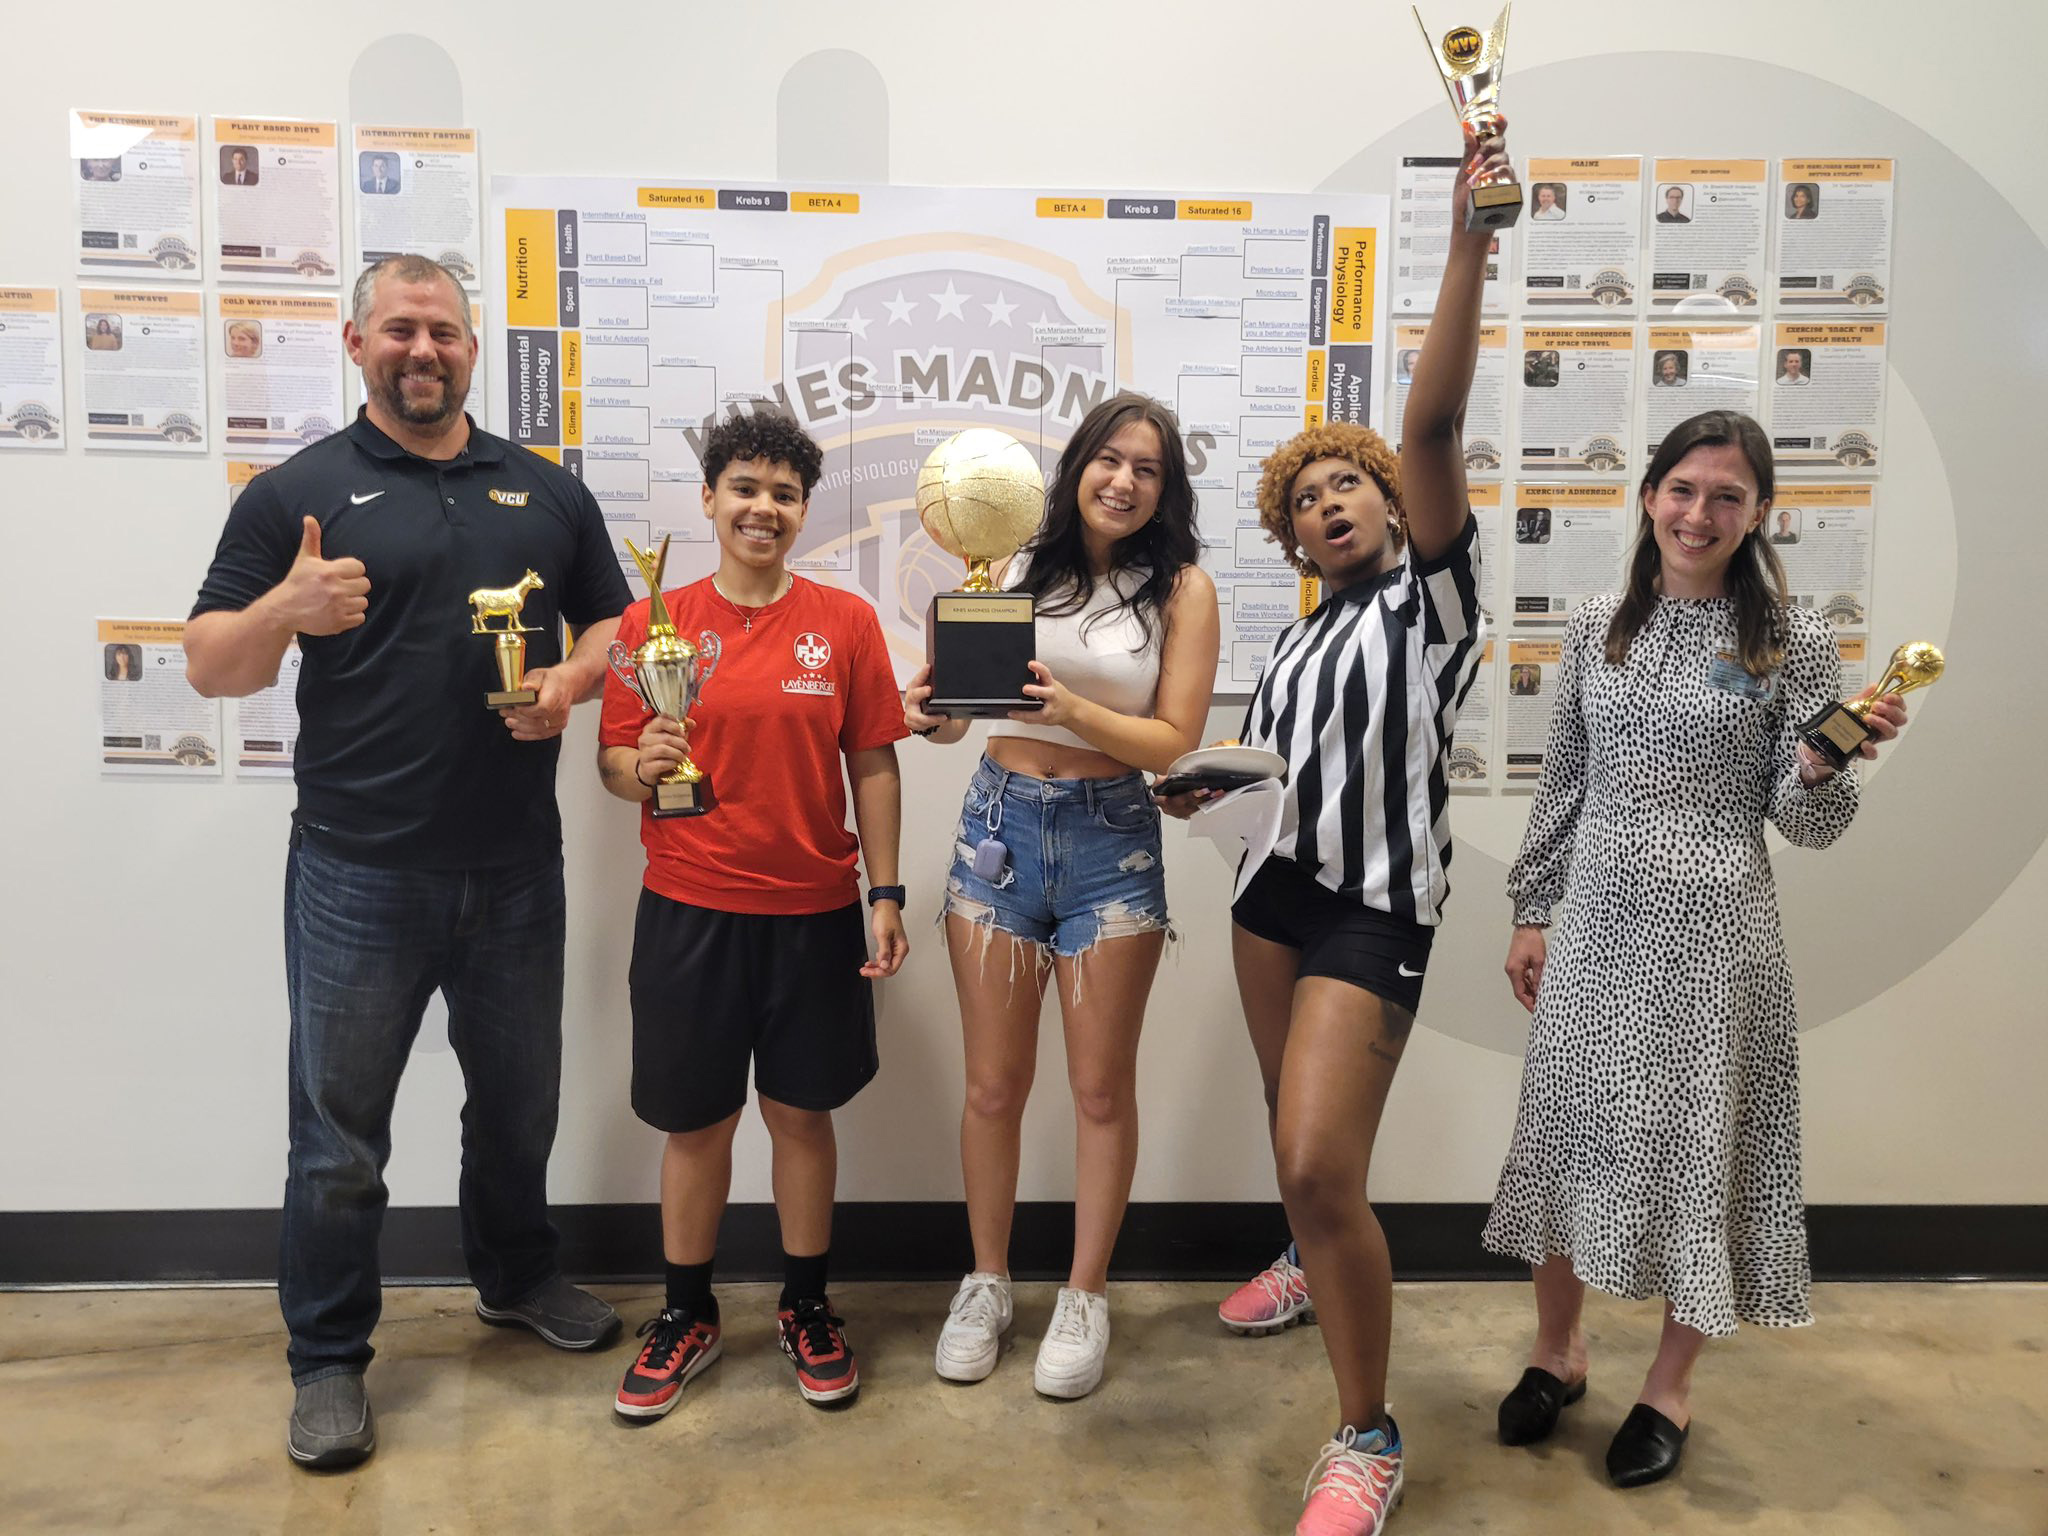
600;576;909;915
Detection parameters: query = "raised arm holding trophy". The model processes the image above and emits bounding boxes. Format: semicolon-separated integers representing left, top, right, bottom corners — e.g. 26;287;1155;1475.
1415;3;1522;230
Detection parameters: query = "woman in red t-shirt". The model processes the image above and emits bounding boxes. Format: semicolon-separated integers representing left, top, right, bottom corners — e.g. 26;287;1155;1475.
596;412;908;1419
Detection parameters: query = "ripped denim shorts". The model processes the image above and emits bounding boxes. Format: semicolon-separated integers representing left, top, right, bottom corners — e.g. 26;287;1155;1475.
941;754;1169;957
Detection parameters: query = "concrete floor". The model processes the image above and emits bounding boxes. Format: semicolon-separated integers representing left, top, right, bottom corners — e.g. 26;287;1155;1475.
2;1281;2042;1535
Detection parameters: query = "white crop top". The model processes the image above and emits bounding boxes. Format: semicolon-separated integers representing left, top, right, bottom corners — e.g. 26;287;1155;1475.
987;555;1162;751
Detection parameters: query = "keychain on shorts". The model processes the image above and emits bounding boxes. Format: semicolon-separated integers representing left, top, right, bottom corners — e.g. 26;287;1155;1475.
972;789;1011;881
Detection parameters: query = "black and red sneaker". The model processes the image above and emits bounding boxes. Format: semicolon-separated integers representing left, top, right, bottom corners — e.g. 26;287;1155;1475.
615;1308;721;1420
777;1297;859;1404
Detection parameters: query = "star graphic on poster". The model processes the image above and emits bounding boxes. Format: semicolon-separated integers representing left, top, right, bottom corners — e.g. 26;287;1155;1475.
844;308;872;339
884;290;918;325
982;291;1018;327
929;280;969;320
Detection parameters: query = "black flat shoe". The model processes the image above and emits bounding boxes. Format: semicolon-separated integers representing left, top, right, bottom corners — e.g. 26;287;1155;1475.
1496;1366;1588;1445
1606;1403;1688;1487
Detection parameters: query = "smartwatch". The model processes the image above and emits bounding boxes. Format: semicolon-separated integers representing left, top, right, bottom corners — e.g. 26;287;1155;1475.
866;884;907;909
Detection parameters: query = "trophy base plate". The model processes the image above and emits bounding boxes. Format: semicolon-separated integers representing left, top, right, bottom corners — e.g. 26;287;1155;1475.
927;695;1046;721
1467;181;1523;231
486;688;539;708
1799;702;1870;771
651;777;714;818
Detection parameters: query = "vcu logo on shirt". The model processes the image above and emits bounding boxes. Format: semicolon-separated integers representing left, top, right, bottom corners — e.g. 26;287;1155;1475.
488;488;530;507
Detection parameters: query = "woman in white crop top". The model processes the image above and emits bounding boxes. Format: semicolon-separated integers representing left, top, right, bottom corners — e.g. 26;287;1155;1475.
903;392;1217;1398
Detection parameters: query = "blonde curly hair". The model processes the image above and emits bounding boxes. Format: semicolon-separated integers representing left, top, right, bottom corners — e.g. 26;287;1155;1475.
1254;422;1405;578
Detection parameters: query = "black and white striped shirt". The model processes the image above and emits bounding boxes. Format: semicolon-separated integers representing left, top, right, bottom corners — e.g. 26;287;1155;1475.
1242;516;1485;925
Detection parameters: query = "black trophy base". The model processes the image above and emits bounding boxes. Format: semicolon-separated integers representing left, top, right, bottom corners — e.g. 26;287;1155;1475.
486;688;539;708
927;589;1039;720
1799;702;1871;771
651;775;714;819
1468;181;1523;231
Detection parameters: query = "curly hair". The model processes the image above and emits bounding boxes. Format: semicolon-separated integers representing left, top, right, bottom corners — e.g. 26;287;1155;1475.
700;408;825;495
1254;422;1404;577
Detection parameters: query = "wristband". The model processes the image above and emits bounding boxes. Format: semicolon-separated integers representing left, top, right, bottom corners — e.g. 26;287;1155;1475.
867;884;907;909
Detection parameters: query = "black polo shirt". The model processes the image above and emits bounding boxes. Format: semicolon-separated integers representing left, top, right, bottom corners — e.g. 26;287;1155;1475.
193;410;631;868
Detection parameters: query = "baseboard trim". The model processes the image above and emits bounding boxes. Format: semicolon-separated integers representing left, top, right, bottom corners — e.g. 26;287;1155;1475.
3;1203;2042;1288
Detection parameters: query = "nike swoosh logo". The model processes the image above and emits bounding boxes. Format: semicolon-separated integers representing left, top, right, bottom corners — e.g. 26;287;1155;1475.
350;491;384;505
1397;962;1425;978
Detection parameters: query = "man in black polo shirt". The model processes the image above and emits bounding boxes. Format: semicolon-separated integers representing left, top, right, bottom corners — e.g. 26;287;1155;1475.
188;254;632;1470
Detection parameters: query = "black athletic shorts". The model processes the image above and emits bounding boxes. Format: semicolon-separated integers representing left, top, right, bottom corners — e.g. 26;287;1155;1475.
1230;855;1434;1015
629;889;878;1133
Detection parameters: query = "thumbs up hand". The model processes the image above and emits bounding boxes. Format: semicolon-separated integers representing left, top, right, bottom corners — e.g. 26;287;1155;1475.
271;515;370;635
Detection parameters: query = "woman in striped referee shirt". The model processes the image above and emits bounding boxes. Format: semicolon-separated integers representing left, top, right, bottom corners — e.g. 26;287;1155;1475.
1161;122;1506;1536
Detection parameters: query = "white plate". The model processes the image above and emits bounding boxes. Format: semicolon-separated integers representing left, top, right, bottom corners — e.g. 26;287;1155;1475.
1165;744;1287;782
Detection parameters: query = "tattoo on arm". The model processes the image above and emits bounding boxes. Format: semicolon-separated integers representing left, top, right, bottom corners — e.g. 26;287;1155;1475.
1366;1002;1416;1066
599;755;629;784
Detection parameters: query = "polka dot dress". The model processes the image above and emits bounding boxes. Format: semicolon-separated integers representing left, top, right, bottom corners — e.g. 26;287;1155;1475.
1481;594;1859;1336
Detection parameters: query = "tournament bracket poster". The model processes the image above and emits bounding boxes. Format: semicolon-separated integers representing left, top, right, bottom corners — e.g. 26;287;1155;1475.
489;178;1387;689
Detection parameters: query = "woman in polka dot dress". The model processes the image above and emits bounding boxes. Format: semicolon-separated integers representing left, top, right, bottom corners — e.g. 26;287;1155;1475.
1480;410;1909;1489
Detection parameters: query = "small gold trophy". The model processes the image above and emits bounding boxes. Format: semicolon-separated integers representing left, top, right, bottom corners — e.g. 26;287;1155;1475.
469;568;546;707
606;535;722;817
1799;641;1945;770
917;428;1047;718
1414;4;1522;230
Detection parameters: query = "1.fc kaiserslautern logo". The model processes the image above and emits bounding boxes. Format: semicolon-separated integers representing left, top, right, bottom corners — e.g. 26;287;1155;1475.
795;632;831;670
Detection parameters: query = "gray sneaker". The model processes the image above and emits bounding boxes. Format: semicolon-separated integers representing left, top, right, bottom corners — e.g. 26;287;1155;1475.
475;1275;622;1350
287;1372;375;1469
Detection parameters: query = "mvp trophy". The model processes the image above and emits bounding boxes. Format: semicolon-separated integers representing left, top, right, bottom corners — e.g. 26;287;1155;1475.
1414;4;1523;230
918;428;1047;717
1800;641;1944;771
607;535;723;817
469;568;546;707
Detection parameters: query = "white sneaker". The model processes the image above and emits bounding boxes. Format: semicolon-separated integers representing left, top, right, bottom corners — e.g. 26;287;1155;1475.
934;1271;1013;1382
1032;1286;1110;1399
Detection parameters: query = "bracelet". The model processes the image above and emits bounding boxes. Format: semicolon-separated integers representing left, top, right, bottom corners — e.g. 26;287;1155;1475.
867;884;907;909
635;761;659;789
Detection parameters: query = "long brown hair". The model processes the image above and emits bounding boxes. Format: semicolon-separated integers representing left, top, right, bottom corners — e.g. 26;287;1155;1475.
1605;410;1787;675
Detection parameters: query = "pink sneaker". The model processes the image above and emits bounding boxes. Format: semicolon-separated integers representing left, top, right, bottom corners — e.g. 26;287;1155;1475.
1296;1420;1403;1536
1218;1249;1313;1335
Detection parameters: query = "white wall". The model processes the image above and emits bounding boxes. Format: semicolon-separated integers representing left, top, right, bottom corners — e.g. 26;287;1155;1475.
5;0;2043;1216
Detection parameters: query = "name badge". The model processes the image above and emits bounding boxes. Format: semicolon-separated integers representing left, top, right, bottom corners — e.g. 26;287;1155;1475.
1706;649;1774;701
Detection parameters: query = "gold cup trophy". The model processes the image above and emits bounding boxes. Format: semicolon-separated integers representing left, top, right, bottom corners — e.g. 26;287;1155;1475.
1414;4;1522;230
469;568;546;707
1799;641;1945;770
917;429;1048;718
606;535;723;817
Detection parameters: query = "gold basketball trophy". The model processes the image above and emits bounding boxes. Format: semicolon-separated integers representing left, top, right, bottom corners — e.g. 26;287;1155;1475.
1414;4;1522;230
917;429;1048;717
1799;641;1944;770
607;535;722;816
469;568;546;707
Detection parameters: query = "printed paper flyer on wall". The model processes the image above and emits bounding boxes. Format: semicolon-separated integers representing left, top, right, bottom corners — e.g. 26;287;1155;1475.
1502;636;1563;788
77;288;207;452
1516;326;1634;476
352;126;482;289
1645;159;1766;310
1520;156;1643;314
1391;156;1510;317
70;110;203;278
492;174;1385;691
1834;634;1869;697
1508;483;1628;627
235;645;300;777
1775;159;1893;313
1449;637;1496;793
1468;483;1503;628
209;117;341;285
1643;324;1760;459
226;458;281;508
1386;322;1506;472
0;289;66;450
1771;483;1875;634
1768;321;1885;474
216;293;344;452
98;620;221;776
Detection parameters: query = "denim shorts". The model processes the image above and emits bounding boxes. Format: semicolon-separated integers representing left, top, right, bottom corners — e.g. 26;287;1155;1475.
941;754;1169;956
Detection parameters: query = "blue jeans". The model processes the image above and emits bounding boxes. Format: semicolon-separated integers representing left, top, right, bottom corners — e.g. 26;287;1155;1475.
941;755;1169;956
280;828;566;1383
